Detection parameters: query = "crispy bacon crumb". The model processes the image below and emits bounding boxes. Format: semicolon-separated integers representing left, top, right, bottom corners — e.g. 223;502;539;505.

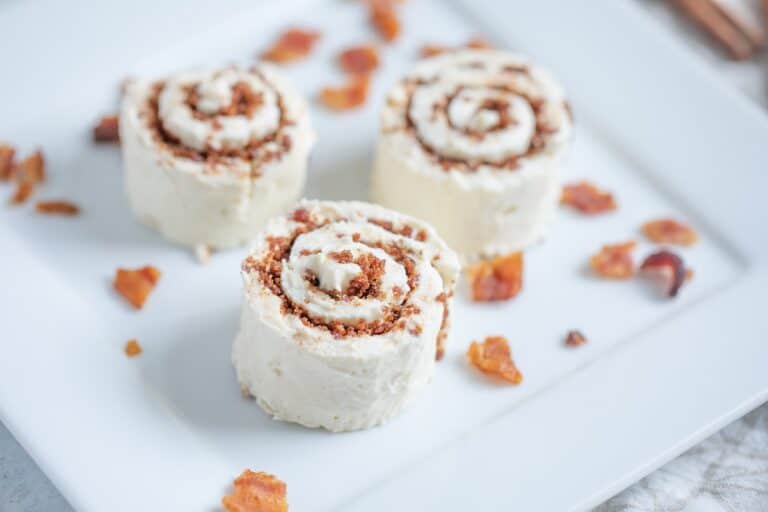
319;74;371;111
368;0;401;42
10;182;34;205
114;265;161;309
339;45;380;75
467;335;523;384
467;252;523;302
640;249;687;298
93;115;120;143
262;28;321;63
642;218;698;246
35;200;80;216
590;241;636;279
0;144;16;181
124;339;142;357
222;470;288;512
565;330;587;347
561;181;617;214
9;150;45;205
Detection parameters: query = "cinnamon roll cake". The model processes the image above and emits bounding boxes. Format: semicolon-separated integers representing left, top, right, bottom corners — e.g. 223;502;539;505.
120;66;315;249
232;200;459;432
371;50;572;263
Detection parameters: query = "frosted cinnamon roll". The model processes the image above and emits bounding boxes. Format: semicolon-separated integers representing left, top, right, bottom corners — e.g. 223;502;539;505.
371;50;572;263
233;200;459;432
120;66;314;249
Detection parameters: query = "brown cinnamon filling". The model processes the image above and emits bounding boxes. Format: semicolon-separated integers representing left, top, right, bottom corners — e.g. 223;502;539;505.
243;221;424;338
185;81;264;119
141;72;293;174
402;66;560;172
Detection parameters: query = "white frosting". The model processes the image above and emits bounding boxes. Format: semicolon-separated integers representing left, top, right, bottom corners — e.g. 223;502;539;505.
371;50;572;263
232;200;460;432
120;65;315;249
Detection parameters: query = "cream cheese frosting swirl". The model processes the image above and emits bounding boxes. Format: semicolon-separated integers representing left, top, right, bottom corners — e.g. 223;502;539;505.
233;200;460;432
381;49;571;173
119;64;314;249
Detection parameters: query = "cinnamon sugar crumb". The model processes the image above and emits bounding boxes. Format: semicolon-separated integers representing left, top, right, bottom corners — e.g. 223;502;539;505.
222;470;287;512
262;27;321;63
590;241;636;279
368;0;401;42
35;200;80;216
641;218;698;246
124;339;142;357
467;252;523;302
561;181;617;214
467;335;523;384
319;74;370;111
339;45;380;75
114;265;161;309
93;115;120;143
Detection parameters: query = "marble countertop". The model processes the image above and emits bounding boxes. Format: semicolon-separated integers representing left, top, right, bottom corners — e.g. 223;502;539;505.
1;1;767;511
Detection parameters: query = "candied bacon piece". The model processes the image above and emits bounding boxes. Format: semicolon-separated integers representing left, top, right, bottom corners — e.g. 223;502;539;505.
590;241;636;279
222;469;288;512
93;115;120;143
640;249;687;298
368;0;401;42
36;200;80;216
467;335;523;384
0;144;16;181
124;339;142;357
339;44;380;75
565;330;586;347
467;252;523;302
642;218;698;246
261;27;321;63
319;74;370;111
114;265;161;309
561;181;617;214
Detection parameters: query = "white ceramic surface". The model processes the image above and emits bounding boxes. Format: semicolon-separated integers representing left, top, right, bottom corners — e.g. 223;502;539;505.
0;0;766;511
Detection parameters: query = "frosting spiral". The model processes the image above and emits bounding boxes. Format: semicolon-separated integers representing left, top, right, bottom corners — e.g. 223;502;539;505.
381;50;571;173
243;201;458;347
120;64;314;249
139;66;301;176
233;200;460;432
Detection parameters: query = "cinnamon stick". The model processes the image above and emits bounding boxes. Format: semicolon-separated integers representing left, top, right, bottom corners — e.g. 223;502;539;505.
671;0;765;60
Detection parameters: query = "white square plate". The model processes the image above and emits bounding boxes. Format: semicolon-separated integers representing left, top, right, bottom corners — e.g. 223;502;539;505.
1;0;767;510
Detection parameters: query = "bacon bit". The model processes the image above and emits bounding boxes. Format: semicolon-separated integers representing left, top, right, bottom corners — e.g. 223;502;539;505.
590;241;636;279
35;200;80;216
262;28;321;63
467;335;523;384
465;37;492;50
561;181;617;214
339;45;380;75
565;330;587;347
419;44;450;58
642;218;698;246
0;144;16;181
222;470;288;512
640;249;687;298
319;74;370;111
93;115;120;143
467;252;523;302
368;0;401;42
290;207;311;223
124;339;142;357
10;181;34;205
114;265;162;309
